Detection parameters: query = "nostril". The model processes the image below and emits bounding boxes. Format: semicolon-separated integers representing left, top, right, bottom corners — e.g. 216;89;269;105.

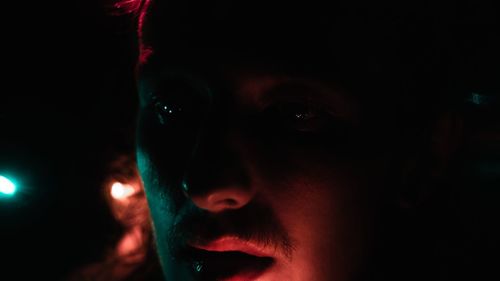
189;188;254;213
206;194;240;208
216;198;238;207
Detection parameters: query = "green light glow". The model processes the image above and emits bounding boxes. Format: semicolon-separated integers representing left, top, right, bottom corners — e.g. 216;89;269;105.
0;175;16;195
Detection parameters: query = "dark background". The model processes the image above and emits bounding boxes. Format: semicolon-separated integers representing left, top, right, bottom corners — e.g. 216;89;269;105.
1;1;138;279
1;1;499;280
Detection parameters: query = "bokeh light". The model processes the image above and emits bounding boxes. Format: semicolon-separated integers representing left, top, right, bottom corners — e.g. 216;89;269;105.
111;182;136;200
0;175;16;196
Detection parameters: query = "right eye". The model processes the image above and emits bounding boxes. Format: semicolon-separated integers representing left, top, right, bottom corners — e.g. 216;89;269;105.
153;97;184;126
148;77;212;129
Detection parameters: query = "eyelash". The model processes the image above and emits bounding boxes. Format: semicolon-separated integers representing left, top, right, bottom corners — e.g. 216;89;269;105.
262;101;338;134
150;88;212;130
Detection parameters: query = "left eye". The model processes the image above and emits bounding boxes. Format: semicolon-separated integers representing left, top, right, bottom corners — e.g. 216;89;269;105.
263;102;337;133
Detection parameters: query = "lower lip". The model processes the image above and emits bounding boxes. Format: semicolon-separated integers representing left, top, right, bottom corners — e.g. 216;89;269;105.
189;249;274;281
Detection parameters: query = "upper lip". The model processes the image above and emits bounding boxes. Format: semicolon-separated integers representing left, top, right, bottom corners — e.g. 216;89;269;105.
188;236;275;258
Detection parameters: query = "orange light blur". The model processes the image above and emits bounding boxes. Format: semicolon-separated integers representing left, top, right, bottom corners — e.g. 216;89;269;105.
111;182;136;200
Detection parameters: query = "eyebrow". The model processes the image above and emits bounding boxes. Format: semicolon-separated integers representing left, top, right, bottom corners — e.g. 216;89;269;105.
231;72;359;118
137;51;206;79
137;53;359;120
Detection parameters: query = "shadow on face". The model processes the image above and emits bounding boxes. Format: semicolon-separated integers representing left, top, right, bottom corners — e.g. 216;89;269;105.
134;1;453;281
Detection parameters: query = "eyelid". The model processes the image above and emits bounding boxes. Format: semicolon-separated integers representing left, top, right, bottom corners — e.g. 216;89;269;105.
264;96;339;120
259;79;358;123
138;69;214;105
259;81;338;116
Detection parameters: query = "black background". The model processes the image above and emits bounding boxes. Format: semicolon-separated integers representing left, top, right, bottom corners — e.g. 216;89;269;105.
1;1;499;280
1;1;138;279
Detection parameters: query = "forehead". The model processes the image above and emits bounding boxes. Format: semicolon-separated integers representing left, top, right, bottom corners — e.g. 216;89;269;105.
139;1;402;74
137;1;443;118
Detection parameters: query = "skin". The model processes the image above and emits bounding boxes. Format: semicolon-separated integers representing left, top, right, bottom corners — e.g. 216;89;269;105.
134;1;446;280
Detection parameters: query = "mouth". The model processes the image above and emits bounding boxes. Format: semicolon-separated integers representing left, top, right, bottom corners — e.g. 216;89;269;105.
184;237;275;281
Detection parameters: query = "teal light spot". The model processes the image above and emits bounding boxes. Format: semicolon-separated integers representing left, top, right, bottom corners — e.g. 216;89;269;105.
193;261;204;273
468;92;497;106
182;181;188;192
472;93;482;105
0;175;16;195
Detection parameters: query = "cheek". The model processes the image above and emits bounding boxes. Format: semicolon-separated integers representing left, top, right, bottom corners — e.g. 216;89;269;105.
136;109;199;174
273;176;380;281
137;151;180;273
137;155;163;219
136;149;178;236
245;140;383;280
273;170;378;242
136;111;194;211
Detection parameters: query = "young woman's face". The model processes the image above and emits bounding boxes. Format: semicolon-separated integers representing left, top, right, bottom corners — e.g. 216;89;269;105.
135;2;409;281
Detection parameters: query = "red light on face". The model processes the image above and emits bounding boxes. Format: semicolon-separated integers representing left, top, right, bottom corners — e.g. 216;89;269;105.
111;182;136;200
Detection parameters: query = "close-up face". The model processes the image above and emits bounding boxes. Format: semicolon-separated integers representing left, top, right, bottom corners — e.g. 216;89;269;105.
136;67;397;281
135;1;433;280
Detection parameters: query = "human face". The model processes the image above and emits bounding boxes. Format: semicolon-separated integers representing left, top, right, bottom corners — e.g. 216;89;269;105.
135;3;403;281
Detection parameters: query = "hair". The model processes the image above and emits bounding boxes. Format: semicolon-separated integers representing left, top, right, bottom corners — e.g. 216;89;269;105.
112;0;152;64
113;0;149;16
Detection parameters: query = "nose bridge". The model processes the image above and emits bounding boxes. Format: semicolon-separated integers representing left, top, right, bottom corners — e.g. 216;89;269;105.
182;125;254;212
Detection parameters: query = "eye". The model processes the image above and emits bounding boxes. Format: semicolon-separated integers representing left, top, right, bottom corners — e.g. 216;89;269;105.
148;76;212;128
263;101;339;133
153;97;184;125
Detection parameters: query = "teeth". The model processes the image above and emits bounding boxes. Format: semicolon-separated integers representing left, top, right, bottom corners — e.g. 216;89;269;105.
192;260;204;273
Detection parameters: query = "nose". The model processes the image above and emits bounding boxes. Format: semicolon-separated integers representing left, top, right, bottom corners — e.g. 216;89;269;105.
182;128;254;213
188;186;254;213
